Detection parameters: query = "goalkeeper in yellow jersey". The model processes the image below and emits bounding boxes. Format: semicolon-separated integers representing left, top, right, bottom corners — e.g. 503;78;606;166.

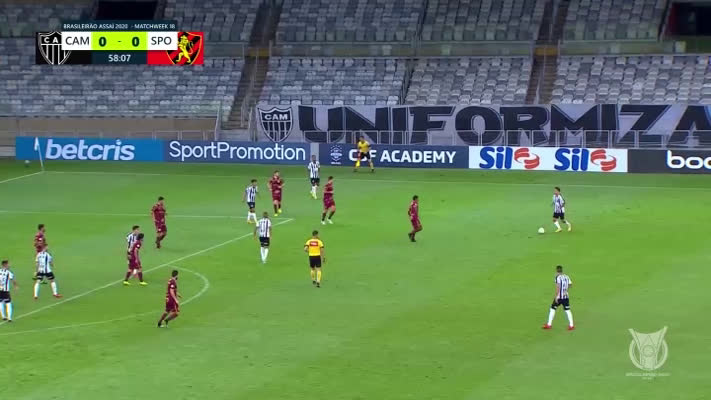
354;135;375;172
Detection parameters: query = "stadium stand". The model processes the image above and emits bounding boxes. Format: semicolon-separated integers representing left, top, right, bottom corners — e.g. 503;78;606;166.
0;39;242;116
563;0;667;40
0;0;91;37
421;0;547;41
275;0;424;42
164;0;262;42
258;58;406;105
551;55;711;104
405;57;531;104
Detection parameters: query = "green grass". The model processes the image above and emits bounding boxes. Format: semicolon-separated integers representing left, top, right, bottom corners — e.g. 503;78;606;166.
1;159;710;400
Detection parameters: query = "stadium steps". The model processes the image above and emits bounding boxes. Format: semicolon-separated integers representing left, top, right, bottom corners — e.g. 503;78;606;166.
526;0;568;103
223;0;281;130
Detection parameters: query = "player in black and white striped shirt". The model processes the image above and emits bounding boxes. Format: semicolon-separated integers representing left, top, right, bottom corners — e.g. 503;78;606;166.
0;260;17;322
34;245;61;299
552;186;572;232
307;155;321;199
253;212;272;264
126;225;140;253
543;265;574;330
243;179;259;224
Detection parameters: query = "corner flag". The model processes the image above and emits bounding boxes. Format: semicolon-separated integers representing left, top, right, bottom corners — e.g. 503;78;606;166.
34;137;45;171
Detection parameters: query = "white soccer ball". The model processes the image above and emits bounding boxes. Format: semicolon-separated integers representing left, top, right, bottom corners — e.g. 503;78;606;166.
538;227;545;234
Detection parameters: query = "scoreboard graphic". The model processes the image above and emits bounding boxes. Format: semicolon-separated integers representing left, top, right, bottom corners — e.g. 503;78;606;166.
36;21;203;65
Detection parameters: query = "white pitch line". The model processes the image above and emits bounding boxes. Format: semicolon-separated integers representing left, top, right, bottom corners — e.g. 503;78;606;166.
0;218;293;327
0;171;44;184
46;170;711;191
0;210;291;220
0;266;210;337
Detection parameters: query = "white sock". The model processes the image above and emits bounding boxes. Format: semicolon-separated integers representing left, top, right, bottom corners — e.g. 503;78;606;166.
260;247;266;262
264;248;269;261
565;310;574;327
547;308;555;325
0;303;5;319
565;221;572;227
554;221;561;229
6;303;12;320
312;186;317;195
50;281;58;296
34;281;40;297
247;211;251;221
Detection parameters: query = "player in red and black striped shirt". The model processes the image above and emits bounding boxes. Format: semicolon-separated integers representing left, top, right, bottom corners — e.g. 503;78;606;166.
151;196;167;248
408;195;422;242
157;269;181;328
123;233;147;286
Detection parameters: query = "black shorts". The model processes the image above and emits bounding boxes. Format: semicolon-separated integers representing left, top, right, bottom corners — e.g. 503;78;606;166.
35;272;55;280
553;212;565;220
310;178;320;186
247;202;256;210
259;237;270;248
0;291;10;303
359;151;371;160
551;298;570;310
309;255;322;268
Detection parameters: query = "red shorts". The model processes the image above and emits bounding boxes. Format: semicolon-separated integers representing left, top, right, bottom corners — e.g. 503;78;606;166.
272;192;282;202
411;218;421;229
165;299;179;313
323;198;335;209
155;222;167;233
128;259;141;270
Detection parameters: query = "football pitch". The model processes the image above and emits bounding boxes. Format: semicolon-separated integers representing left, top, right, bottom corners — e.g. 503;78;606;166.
1;160;709;400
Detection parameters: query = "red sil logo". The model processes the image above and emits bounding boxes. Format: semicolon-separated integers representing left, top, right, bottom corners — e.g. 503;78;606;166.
513;148;540;169
590;149;617;171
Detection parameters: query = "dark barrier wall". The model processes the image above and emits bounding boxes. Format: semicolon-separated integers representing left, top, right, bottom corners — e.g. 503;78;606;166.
628;150;711;174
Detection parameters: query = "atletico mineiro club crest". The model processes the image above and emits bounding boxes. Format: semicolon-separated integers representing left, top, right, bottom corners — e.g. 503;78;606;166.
167;32;203;65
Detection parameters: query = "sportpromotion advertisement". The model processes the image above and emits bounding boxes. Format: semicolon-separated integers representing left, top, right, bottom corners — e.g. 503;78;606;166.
18;136;711;174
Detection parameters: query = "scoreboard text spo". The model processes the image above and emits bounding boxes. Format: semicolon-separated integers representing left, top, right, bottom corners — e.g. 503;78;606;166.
36;21;204;65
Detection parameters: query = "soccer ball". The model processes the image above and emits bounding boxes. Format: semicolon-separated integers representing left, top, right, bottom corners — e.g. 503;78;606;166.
538;227;545;234
24;160;30;167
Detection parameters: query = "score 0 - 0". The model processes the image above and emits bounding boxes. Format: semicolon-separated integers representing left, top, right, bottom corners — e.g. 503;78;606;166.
61;31;178;51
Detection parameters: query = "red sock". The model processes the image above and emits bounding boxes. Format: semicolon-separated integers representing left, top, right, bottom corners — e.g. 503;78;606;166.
124;271;131;281
138;272;144;282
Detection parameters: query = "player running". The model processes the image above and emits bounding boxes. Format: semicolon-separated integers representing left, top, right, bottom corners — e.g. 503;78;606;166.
152;196;168;248
254;212;272;264
34;245;62;299
552;187;572;233
304;230;325;288
269;171;284;215
123;233;147;286
33;224;48;284
408;195;423;242
0;260;17;322
243;179;259;224
157;269;181;328
542;265;575;331
321;176;336;225
307;155;321;199
354;135;374;172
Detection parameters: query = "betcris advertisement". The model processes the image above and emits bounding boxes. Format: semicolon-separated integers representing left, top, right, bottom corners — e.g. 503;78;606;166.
320;144;469;168
469;146;628;172
15;137;163;161
164;140;309;164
